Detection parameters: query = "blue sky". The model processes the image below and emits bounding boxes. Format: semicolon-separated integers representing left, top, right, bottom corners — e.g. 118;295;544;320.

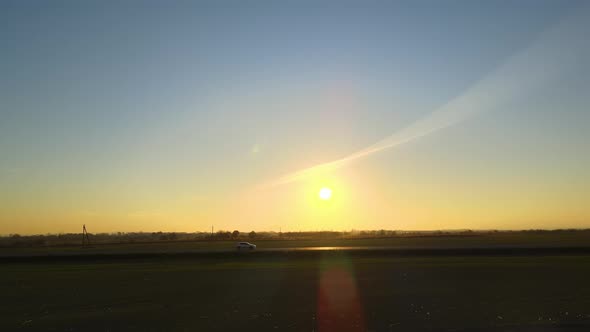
1;1;589;233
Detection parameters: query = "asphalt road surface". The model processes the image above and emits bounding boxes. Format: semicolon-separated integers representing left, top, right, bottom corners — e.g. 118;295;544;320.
3;245;590;262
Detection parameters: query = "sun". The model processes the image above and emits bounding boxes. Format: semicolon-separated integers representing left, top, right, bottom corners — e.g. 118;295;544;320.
318;187;333;200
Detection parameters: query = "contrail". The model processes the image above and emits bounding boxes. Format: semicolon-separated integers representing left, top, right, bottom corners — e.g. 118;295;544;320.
269;6;589;187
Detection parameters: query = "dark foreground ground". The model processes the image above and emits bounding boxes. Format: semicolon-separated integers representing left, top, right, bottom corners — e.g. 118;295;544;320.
2;249;590;332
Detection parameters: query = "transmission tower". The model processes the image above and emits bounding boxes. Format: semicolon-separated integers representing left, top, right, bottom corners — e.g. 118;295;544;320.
82;224;90;246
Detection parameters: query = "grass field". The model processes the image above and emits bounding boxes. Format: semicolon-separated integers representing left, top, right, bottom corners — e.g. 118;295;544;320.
3;251;590;331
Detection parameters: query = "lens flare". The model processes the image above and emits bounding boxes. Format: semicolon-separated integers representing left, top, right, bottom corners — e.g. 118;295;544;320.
317;253;365;331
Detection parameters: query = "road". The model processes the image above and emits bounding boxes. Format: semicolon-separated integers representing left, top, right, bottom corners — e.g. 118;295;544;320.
3;245;590;262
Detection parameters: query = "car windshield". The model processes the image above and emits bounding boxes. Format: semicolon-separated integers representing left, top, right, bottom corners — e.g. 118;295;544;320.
1;1;590;331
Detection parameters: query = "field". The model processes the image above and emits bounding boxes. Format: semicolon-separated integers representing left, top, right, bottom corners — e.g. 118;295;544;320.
3;231;590;257
3;242;590;331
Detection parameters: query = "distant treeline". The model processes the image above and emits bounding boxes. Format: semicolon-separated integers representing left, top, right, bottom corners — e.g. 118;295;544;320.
1;228;590;248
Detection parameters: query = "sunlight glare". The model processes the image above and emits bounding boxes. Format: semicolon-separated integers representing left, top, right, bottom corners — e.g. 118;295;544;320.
319;187;333;200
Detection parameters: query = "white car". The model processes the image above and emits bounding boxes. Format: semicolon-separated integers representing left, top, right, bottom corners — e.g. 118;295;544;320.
236;242;257;250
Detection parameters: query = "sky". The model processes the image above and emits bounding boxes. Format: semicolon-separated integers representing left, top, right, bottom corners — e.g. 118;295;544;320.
1;0;589;234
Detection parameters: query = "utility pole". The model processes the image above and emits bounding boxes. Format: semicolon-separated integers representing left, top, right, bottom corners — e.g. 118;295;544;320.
82;224;90;246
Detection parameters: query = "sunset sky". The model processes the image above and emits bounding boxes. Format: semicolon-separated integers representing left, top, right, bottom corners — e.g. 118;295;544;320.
1;0;589;234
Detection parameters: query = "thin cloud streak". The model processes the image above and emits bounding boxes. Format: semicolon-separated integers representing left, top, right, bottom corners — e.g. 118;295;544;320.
268;6;589;187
